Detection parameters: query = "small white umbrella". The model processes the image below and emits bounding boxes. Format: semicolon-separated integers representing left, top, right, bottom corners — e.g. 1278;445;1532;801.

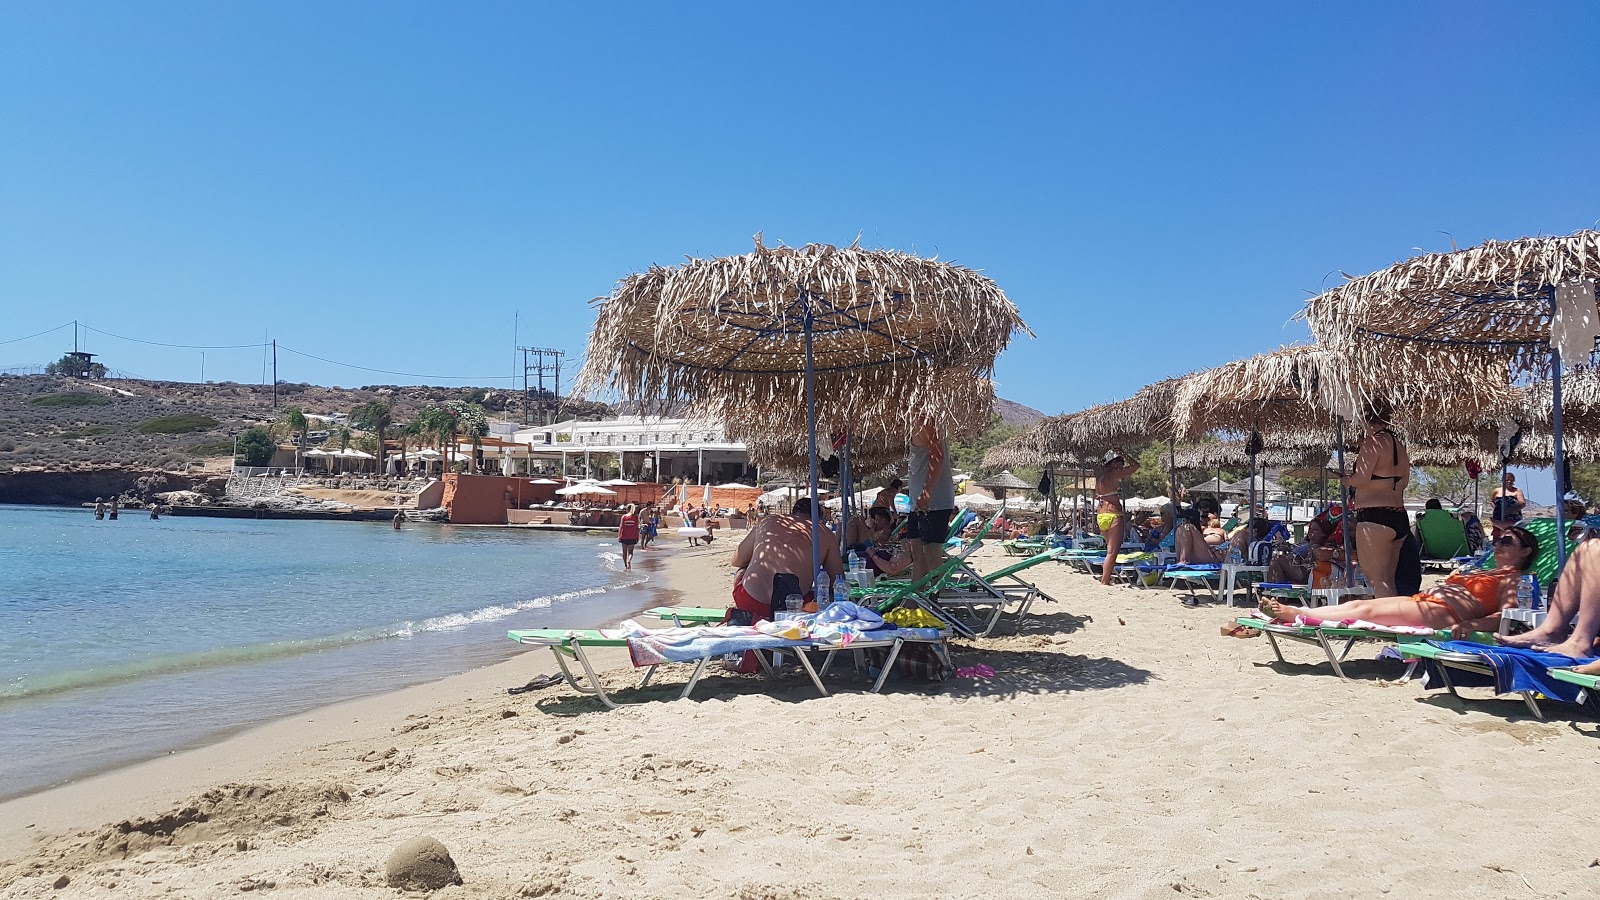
530;478;560;485
716;481;755;490
303;448;330;457
556;484;617;496
600;478;637;486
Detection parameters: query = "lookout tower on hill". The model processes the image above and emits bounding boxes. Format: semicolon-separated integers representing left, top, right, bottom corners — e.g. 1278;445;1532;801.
62;351;98;377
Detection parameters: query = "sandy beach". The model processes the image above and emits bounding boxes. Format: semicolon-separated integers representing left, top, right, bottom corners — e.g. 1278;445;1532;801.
3;541;1599;899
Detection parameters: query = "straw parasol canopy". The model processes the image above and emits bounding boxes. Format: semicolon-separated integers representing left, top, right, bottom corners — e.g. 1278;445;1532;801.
1033;378;1186;459
577;237;1029;451
1303;230;1600;378
1171;345;1521;443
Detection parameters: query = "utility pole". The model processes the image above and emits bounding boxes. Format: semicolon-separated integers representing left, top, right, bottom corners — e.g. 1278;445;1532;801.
201;351;206;384
73;320;78;354
272;339;278;409
518;347;565;425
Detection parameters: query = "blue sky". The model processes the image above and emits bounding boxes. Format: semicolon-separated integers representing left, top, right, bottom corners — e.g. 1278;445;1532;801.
3;2;1598;496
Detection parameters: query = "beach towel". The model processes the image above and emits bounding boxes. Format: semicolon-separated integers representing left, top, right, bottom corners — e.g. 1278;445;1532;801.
1417;641;1600;705
1245;611;1434;635
620;622;807;667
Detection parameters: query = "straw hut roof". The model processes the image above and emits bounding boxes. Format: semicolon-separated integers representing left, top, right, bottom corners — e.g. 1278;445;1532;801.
981;436;1044;471
1035;378;1186;458
1522;370;1600;440
577;237;1030;455
1170;440;1333;471
974;470;1033;491
1303;230;1600;377
1173;345;1521;444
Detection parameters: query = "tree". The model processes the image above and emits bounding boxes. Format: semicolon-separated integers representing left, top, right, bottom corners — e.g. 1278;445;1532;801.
1410;465;1474;508
445;400;489;472
394;418;422;473
416;406;457;469
349;399;394;476
1570;462;1600;507
952;415;1021;476
235;427;276;467
277;406;309;469
45;353;108;378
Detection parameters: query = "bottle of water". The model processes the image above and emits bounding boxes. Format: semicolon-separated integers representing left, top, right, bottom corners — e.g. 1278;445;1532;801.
847;549;860;572
1228;544;1242;566
1517;574;1536;610
1353;564;1369;593
830;574;847;609
816;566;831;606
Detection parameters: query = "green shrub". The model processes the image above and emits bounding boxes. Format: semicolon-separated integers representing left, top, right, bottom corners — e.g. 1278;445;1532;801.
29;392;109;409
235;427;277;466
188;440;234;457
136;414;221;434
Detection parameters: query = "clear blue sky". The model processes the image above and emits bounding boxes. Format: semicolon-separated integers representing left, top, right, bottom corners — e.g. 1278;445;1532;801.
3;2;1597;495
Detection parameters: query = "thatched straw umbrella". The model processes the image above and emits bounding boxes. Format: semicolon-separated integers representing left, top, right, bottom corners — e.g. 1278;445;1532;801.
1304;231;1600;564
577;237;1029;574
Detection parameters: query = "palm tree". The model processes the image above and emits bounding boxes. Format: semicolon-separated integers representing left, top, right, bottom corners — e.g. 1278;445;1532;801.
416;406;457;472
349;400;394;476
395;418;422;474
445;400;489;474
277;407;309;470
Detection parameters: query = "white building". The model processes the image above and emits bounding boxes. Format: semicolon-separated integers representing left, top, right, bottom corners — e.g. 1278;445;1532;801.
498;416;753;484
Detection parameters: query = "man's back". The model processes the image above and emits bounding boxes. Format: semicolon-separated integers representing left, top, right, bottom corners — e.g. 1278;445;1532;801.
734;513;839;606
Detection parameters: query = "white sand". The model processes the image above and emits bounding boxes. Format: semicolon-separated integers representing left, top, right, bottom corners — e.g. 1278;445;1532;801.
3;542;1599;899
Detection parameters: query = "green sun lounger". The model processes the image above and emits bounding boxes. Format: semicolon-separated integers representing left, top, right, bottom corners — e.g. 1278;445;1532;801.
508;626;947;709
643;606;726;626
932;548;1066;636
1547;667;1599;703
1397;643;1546;719
1236;616;1447;680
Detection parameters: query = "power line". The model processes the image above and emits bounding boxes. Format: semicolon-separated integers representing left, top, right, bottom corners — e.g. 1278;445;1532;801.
275;343;517;382
79;323;268;351
0;321;73;346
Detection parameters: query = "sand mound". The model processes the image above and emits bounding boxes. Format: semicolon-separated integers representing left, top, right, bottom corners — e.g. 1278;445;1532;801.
34;783;350;868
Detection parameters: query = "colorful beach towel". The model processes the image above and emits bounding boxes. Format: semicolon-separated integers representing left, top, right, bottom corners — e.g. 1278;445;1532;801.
1418;641;1600;705
1245;611;1436;635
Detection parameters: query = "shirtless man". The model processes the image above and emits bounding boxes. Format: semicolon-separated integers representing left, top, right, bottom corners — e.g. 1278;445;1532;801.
730;497;843;618
1095;448;1140;585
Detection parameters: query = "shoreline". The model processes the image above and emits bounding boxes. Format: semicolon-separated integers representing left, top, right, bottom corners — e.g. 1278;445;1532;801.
0;542;698;859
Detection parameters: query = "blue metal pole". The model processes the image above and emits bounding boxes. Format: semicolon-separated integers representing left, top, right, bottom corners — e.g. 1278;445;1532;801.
1335;418;1354;588
1551;287;1570;572
839;436;852;564
805;305;822;581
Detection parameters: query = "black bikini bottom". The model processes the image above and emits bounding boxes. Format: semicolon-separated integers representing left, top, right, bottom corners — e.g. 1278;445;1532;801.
1357;506;1409;541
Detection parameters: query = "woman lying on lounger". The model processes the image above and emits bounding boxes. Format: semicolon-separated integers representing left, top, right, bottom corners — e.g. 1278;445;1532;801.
1258;526;1538;638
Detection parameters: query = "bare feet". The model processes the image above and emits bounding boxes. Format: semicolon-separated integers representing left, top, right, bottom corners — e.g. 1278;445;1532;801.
1495;626;1563;649
1540;638;1599;660
1258;597;1299;623
1574;659;1600;675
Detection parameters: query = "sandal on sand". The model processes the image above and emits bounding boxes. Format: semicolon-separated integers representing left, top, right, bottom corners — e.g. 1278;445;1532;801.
508;673;563;694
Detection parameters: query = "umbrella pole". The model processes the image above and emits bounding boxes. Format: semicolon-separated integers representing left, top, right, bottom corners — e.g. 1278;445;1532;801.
804;305;822;582
1551;286;1570;572
839;436;852;565
1335;417;1353;588
1168;438;1177;509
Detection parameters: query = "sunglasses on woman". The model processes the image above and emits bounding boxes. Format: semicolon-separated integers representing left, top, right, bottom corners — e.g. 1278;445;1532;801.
1494;534;1529;549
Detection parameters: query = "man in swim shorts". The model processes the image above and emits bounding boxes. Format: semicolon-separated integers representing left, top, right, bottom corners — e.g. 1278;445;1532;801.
907;421;957;583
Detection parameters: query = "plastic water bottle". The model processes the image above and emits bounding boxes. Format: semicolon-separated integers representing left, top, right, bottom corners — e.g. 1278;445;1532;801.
830;574;847;609
847;549;860;572
1517;574;1536;610
816;567;831;606
1228;544;1242;566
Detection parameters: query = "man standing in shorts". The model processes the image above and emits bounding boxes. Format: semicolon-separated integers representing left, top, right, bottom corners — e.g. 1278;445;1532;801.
907;421;957;583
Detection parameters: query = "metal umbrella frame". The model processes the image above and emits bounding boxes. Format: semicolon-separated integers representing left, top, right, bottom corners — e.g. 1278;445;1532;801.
1305;231;1600;568
578;237;1028;576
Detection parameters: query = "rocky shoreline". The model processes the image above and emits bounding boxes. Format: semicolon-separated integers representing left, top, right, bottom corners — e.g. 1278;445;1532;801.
0;465;226;507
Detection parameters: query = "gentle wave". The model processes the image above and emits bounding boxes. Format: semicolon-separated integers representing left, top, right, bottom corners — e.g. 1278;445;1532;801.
0;579;641;703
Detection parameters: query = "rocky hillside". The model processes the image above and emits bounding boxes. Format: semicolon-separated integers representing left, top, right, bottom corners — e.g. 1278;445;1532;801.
993;397;1044;428
0;374;608;485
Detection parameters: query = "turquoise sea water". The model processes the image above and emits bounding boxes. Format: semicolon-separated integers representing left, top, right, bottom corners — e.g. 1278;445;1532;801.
0;505;653;799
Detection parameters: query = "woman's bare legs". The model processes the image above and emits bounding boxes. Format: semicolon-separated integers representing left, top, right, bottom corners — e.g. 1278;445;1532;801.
1100;518;1125;585
1498;538;1600;656
1355;521;1401;597
1175;524;1221;565
1259;594;1440;628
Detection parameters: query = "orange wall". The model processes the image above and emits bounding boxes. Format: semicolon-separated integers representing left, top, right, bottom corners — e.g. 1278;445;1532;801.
442;474;526;525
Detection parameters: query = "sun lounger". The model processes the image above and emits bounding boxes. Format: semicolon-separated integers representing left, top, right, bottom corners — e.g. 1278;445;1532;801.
1161;565;1221;602
1398;641;1600;720
507;621;948;709
930;548;1066;636
1547;667;1600;704
1236;615;1445;680
642;606;726;626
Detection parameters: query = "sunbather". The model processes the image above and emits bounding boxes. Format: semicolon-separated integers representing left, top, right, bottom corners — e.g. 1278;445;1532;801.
1258;526;1538;636
1497;534;1600;658
1095;448;1140;585
1174;510;1224;565
730;497;843;618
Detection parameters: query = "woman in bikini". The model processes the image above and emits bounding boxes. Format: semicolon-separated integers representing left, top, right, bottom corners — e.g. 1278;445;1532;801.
1344;406;1410;597
1094;448;1140;585
1259;525;1537;637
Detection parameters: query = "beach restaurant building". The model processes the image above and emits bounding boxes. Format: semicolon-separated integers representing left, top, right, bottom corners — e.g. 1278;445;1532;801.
501;416;754;485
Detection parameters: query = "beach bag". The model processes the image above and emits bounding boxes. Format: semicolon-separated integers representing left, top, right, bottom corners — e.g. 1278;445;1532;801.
866;641;955;683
